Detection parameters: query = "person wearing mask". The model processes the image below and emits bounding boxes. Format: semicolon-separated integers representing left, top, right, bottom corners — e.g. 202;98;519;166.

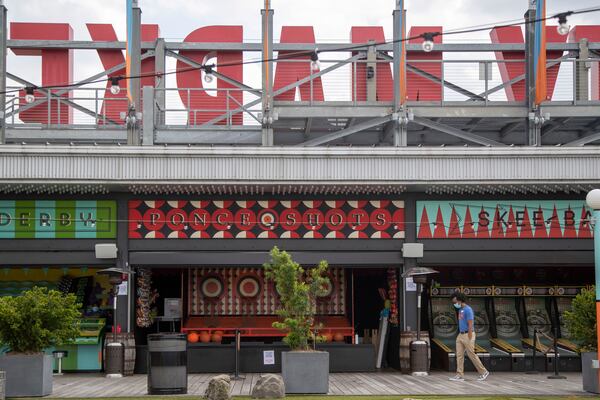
448;292;490;382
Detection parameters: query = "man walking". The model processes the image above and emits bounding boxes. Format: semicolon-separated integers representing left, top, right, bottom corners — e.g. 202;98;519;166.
449;292;489;381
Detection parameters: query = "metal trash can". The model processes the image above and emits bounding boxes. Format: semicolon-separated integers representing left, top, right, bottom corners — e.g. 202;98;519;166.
105;342;124;377
410;340;429;376
147;333;187;395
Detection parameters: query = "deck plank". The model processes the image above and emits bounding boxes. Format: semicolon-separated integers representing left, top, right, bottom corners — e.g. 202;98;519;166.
50;371;590;397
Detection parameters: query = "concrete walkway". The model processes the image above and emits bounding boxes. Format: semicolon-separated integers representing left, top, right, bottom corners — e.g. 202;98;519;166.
49;372;590;397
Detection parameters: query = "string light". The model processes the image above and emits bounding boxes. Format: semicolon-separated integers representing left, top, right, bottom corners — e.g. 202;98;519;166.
203;65;215;84
109;77;121;95
556;12;572;36
421;32;437;52
24;87;35;104
310;49;320;72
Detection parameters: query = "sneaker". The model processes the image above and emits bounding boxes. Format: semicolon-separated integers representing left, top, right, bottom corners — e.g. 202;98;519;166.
477;371;490;381
449;375;465;381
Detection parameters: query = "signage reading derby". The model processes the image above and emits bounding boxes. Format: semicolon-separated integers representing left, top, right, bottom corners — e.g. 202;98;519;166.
417;200;592;239
0;200;117;239
129;200;405;239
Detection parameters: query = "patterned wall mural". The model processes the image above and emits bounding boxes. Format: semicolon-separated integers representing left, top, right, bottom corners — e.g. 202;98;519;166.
129;200;405;239
189;267;346;316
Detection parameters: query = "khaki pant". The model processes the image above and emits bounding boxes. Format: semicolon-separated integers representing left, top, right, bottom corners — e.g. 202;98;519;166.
456;333;487;376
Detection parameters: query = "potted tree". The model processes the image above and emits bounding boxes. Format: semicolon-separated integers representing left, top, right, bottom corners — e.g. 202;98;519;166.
563;286;598;394
263;247;330;394
0;286;80;397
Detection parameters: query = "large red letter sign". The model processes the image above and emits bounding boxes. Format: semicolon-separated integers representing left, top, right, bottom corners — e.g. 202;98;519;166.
350;27;394;101
87;24;159;124
407;27;442;101
10;23;73;124
274;27;324;101
490;26;566;101
175;26;243;125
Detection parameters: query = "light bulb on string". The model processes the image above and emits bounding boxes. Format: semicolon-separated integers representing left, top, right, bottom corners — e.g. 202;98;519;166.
203;65;215;84
421;32;437;53
556;13;570;36
109;77;121;95
24;87;35;104
310;49;320;72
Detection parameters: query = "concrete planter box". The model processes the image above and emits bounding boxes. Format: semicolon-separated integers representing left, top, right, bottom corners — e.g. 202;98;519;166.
0;353;53;397
582;352;599;394
281;351;329;394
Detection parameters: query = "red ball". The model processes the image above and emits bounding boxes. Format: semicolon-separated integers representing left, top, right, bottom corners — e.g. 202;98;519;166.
187;332;199;343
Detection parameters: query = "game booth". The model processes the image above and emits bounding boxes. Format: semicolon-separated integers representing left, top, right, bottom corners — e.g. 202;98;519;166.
132;266;403;373
0;267;113;372
426;277;590;373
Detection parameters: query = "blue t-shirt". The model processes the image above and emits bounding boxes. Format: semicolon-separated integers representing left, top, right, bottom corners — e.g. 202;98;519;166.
458;305;474;332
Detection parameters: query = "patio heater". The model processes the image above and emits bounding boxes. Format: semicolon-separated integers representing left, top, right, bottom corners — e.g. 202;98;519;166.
97;266;134;378
402;267;438;377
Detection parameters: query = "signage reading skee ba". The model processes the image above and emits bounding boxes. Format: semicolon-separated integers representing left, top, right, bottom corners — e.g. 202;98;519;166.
417;200;592;239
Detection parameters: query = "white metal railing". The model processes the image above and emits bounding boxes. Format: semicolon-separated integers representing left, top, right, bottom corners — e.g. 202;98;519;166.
3;58;599;129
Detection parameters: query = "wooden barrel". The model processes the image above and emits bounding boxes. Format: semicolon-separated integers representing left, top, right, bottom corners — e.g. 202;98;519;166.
104;333;136;376
399;331;430;373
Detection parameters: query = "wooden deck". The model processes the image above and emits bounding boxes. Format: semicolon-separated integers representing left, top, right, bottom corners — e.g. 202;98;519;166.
50;372;590;397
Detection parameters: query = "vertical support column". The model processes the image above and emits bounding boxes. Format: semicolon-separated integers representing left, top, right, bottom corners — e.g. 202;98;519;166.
142;86;155;146
402;197;418;331
525;2;541;146
261;1;274;146
0;1;7;145
154;38;166;127
127;0;142;145
576;39;590;102
393;1;408;147
116;196;132;333
366;42;377;102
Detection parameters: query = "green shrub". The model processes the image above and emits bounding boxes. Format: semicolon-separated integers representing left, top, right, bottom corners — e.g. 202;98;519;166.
263;247;329;351
0;286;81;354
563;286;597;352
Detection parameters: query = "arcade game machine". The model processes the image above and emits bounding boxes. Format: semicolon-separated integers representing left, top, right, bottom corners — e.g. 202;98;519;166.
428;287;489;372
488;293;530;372
521;288;580;372
551;286;585;352
467;294;512;371
52;274;110;372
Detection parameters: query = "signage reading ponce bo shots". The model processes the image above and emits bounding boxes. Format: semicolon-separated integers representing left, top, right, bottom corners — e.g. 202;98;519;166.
129;200;405;239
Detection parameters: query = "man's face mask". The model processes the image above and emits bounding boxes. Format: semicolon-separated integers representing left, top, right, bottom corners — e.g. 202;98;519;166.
453;302;461;309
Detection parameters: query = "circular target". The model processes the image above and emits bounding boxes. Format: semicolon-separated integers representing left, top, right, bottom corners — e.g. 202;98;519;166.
495;311;520;336
237;276;261;298
258;209;278;230
201;277;224;299
433;312;456;337
318;279;333;298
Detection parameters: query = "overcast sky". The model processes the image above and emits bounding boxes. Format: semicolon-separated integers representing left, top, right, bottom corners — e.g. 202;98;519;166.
3;0;599;122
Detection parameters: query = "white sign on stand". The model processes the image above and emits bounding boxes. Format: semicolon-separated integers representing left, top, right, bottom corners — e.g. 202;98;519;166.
117;281;128;295
263;350;275;365
405;277;417;292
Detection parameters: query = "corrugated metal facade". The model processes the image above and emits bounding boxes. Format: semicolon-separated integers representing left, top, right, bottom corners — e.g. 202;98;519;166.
0;146;599;184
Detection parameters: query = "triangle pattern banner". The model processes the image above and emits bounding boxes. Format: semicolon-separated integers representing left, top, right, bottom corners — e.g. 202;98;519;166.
416;201;592;239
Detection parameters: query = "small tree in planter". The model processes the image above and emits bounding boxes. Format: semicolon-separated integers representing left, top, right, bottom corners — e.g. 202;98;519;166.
563;286;598;394
0;287;81;397
263;247;330;393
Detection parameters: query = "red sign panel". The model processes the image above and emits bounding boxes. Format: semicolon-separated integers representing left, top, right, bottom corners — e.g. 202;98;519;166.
129;200;405;239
